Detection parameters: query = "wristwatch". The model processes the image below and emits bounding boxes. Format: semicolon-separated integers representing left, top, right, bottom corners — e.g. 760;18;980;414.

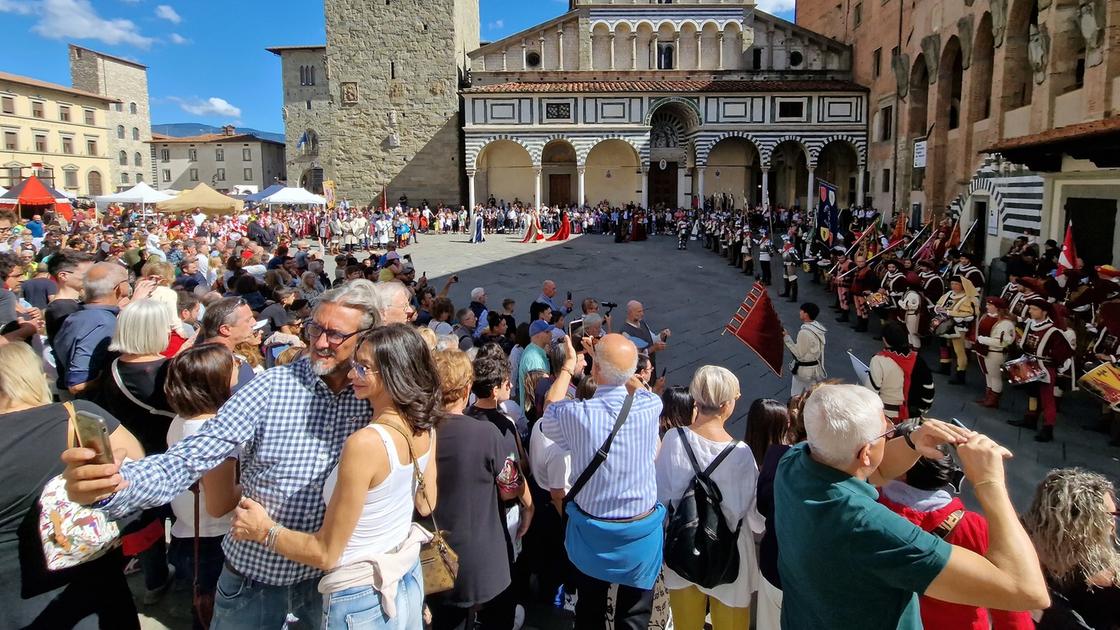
896;418;922;450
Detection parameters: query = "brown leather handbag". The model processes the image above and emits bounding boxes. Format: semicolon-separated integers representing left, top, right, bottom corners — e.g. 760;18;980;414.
377;422;459;595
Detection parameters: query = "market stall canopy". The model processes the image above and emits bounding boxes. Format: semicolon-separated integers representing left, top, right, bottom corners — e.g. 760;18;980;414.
155;183;244;215
95;181;175;204
0;175;74;220
261;187;327;205
243;183;285;203
0;186;7;197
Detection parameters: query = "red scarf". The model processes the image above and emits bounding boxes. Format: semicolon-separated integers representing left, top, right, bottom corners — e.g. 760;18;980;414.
881;349;917;421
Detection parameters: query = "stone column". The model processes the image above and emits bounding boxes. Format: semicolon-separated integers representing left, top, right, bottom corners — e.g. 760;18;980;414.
577;166;586;207
641;166;650;208
521;40;528;69
806;166;815;214
467;171;476;212
673;33;680;69
534;167;542;208
761;167;770;209
630;34;637;70
558;28;564;71
609;33;616;70
857;166;866;207
696;166;705;204
539;35;546;69
590;33;596;70
718;33;724;70
650;37;657;69
696;32;703;70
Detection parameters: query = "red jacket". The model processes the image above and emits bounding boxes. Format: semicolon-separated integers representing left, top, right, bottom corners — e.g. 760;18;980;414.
878;494;1035;630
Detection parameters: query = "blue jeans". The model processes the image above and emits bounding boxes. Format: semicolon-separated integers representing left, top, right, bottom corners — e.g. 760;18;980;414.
323;561;424;630
210;566;321;630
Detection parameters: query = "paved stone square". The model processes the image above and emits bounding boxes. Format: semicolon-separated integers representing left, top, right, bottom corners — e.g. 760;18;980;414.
137;229;1119;629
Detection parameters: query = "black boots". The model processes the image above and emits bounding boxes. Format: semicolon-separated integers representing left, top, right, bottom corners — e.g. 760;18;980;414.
854;317;869;332
1034;425;1054;442
950;369;966;385
836;311;850;323
779;279;790;297
789;282;798;302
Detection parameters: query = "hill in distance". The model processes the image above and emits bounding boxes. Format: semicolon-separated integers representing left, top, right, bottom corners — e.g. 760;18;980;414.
152;123;285;144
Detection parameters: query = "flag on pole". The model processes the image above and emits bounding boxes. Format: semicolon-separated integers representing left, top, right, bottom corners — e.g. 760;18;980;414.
848;350;872;388
380;186;388;213
890;212;907;246
724;282;785;377
1058;221;1079;275
296;131;308;151
947;219;962;249
816;180;839;244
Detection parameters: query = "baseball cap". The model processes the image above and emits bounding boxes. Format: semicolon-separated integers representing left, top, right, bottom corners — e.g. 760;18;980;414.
253;319;269;331
385;251;401;262
529;320;558;337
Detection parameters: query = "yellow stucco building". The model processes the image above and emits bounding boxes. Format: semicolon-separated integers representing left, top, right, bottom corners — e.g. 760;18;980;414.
1;71;117;198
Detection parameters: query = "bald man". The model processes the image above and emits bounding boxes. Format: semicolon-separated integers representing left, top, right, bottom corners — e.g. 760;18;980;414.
535;279;572;315
540;333;665;629
54;262;131;395
622;300;671;371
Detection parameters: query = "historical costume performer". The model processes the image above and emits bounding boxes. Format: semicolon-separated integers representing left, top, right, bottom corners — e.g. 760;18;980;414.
1008;276;1047;326
917;258;946;304
783;307;827;396
832;251;854;323
898;272;927;350
868;323;935;422
955;252;986;294
779;237;801;302
520;208;544;243
1011;297;1074;442
756;231;773;285
471;207;486;243
849;255;880;333
546;209;571;241
934;276;980;384
973;297;1017;409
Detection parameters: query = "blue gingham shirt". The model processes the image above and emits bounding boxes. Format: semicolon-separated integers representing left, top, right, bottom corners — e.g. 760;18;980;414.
104;358;371;585
540;384;661;518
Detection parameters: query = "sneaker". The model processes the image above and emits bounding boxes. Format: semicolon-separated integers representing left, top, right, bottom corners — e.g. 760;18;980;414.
512;605;525;630
562;588;578;613
123;557;141;576
142;564;176;605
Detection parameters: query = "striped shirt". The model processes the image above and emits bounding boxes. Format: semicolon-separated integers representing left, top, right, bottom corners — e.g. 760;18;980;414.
103;358;372;586
541;384;661;518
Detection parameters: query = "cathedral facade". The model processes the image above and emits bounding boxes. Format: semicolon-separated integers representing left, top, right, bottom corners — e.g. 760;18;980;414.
271;0;869;211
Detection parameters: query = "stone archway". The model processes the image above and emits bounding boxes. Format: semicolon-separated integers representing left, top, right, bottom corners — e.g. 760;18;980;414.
1001;0;1038;111
705;136;762;208
300;167;324;194
541;139;577;206
817;141;860;208
585;139;640;207
475;139;534;207
769;140;810;209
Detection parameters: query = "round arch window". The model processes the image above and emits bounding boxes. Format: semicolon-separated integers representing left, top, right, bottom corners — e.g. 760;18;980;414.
789;51;804;67
526;51;541;68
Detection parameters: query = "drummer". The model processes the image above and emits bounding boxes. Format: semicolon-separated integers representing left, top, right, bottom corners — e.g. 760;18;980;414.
1087;302;1120;445
1010;297;1074;442
934;276;980;385
973;297;1017;409
917;258;945;303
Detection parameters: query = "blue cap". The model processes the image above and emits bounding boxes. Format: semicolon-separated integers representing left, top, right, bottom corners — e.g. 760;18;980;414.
529;320;557;337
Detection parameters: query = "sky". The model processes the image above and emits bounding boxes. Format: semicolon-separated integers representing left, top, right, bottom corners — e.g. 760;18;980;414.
0;0;796;133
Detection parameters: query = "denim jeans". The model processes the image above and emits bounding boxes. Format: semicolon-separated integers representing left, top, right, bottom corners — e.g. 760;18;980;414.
210;566;321;630
322;561;424;630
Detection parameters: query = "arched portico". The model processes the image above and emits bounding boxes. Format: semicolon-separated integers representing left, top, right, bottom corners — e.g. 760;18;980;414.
473;139;535;209
585;139;641;208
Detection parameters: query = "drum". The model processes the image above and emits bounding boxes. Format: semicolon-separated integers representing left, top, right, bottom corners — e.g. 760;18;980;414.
1079;362;1120;407
867;292;889;308
929;314;952;336
1003;356;1047;385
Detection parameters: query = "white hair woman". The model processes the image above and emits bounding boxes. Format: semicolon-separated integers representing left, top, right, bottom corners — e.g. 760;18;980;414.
1023;468;1119;629
655;365;763;630
93;298;179;603
0;343;143;628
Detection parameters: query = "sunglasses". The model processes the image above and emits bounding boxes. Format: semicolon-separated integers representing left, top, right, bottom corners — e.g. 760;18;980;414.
349;359;379;380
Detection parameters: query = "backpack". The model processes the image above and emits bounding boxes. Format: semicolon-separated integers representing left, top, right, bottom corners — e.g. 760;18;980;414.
663;428;742;589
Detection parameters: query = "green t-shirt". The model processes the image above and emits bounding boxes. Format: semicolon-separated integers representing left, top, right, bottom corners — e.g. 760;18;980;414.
775;443;951;630
516;343;549;409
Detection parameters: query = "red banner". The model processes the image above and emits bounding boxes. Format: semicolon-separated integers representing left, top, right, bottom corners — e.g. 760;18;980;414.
725;283;785;377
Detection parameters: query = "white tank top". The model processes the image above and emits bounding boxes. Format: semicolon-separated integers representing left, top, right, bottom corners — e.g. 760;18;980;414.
322;423;430;568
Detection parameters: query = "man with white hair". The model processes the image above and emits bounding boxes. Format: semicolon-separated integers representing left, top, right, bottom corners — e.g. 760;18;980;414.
372;280;413;324
775;384;1049;629
61;279;384;629
468;286;489;337
540;333;665;629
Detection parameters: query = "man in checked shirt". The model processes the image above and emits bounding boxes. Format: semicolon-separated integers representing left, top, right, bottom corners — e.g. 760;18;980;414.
61;279;383;629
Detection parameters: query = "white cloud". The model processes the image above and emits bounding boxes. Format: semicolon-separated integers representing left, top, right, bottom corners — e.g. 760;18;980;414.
755;0;796;15
168;32;188;44
171;96;241;119
0;0;34;15
30;0;154;48
154;4;180;23
486;19;504;31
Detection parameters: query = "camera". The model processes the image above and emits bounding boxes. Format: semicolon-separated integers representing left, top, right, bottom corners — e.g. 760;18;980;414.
601;301;618;309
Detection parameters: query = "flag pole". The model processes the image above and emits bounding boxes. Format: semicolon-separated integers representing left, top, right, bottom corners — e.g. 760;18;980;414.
957;218;980;252
900;221;933;259
837;236;908;279
827;225;874;275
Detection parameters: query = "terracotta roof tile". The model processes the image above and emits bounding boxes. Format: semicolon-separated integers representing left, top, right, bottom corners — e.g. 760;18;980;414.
462;79;867;94
147;132;283;145
983;117;1120;153
0;71;120;103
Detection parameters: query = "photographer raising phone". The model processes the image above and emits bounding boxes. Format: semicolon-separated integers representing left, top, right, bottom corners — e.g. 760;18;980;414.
622;300;671;372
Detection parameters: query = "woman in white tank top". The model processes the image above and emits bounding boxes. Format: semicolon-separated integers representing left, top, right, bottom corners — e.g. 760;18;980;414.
232;325;441;629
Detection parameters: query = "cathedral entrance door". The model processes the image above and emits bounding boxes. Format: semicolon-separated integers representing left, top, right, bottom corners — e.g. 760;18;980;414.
549;174;571;206
649;161;678;209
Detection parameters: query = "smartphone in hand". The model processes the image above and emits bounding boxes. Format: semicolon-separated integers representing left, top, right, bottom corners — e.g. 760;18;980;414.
73;410;114;465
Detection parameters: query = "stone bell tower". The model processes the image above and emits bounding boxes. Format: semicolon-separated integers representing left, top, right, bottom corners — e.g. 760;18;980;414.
324;0;479;206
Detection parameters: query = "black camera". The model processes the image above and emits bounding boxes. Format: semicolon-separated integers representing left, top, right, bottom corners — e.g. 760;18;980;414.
601;301;618;309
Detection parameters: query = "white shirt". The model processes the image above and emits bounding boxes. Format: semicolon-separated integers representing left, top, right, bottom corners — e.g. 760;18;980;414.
655;427;764;606
167;415;235;538
529;417;571;491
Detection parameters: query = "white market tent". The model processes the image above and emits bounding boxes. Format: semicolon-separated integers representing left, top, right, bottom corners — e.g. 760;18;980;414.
0;186;6;197
261;187;326;206
96;181;175;204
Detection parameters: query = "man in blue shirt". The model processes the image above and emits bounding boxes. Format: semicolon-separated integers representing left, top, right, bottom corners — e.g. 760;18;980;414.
775;384;1049;629
535;279;572;316
25;214;44;239
54;262;129;395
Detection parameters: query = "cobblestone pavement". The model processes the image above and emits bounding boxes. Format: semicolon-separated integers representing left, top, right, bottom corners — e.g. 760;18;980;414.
136;229;1119;629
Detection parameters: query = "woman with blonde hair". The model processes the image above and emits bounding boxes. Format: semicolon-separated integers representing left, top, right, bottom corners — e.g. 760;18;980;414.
655;365;763;630
1023;468;1119;629
0;343;144;628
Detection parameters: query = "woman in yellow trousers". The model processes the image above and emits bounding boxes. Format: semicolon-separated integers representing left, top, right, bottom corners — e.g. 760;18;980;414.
655;366;765;629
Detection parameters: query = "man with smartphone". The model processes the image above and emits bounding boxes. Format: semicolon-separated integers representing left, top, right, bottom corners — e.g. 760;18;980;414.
621;300;671;372
535;279;573;316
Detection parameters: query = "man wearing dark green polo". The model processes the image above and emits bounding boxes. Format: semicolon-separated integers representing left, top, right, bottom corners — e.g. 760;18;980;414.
775;384;1049;629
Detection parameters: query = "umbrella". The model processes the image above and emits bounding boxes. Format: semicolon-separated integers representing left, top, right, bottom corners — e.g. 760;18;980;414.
155;183;244;215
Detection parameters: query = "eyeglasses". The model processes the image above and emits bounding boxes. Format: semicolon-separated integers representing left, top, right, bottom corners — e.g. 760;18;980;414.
871;423;900;443
305;322;365;346
349;358;379;380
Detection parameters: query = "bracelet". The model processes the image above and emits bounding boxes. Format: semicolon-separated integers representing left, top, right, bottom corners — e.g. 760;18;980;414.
972;479;1004;491
560;366;575;376
264;524;282;550
91;493;116;509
